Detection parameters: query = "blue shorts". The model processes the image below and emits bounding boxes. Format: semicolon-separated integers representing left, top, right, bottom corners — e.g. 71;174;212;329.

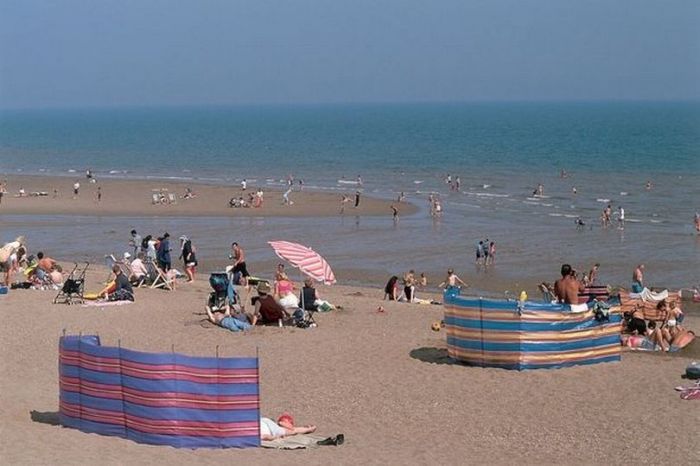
631;282;643;293
220;316;251;332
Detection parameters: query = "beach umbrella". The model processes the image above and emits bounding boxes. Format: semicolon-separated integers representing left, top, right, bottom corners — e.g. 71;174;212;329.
267;241;336;285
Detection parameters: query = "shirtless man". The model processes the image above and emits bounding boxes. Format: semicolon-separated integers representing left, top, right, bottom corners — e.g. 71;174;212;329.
588;263;600;285
632;264;644;293
230;242;249;287
438;269;467;289
553;264;582;305
695;212;700;232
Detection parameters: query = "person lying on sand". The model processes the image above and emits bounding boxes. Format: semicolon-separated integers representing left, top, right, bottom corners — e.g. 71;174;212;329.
260;413;316;441
204;304;251;332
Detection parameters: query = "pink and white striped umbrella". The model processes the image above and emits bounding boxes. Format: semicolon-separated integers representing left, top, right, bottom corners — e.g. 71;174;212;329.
268;241;336;285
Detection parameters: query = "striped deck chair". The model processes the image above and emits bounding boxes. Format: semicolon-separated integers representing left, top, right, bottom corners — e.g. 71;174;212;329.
619;291;679;322
577;285;610;304
145;259;173;290
167;193;177;205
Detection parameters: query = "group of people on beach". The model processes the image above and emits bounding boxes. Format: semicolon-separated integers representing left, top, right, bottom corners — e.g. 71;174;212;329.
205;246;336;332
0;236;65;289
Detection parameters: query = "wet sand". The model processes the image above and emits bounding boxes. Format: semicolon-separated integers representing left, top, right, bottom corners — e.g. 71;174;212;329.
0;175;417;218
0;269;698;465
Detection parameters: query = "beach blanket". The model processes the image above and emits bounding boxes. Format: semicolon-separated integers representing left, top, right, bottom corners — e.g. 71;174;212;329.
629;288;669;302
81;300;133;308
261;434;327;450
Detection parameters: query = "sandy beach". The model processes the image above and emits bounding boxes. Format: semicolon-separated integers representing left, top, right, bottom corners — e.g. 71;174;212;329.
0;175;416;218
0;267;698;465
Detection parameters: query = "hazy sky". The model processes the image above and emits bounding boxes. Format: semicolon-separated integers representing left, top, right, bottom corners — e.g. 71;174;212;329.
1;0;698;109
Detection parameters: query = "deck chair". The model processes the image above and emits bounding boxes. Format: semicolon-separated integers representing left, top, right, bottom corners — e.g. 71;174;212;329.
54;262;89;304
167;192;177;205
145;259;174;290
151;192;160;204
104;255;132;281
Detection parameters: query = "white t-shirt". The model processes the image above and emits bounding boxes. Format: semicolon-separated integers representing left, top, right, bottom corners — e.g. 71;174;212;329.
260;417;285;439
619;208;625;220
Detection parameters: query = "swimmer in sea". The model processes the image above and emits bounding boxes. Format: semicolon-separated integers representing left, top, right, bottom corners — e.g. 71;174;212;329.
695;212;700;232
390;204;399;223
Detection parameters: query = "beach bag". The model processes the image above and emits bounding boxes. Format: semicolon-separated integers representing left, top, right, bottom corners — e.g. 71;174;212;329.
686;362;700;380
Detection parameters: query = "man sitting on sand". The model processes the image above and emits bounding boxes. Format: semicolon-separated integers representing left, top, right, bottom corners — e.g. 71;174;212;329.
34;251;57;283
553;264;583;305
252;281;287;325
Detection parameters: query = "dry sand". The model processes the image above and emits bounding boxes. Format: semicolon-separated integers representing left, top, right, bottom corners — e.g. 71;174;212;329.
1;269;698;465
0;175;416;218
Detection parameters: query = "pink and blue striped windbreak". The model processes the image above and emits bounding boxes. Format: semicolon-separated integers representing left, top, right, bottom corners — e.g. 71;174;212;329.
268;241;336;285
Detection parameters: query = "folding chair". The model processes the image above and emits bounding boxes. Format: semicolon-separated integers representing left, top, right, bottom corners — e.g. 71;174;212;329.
145;259;173;290
167;192;177;205
104;254;132;281
151;192;160;204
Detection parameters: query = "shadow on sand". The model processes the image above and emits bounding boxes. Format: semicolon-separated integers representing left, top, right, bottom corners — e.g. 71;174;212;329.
30;410;60;426
409;347;456;365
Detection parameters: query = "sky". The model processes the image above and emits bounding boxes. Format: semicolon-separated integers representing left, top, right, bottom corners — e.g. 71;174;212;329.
0;0;698;109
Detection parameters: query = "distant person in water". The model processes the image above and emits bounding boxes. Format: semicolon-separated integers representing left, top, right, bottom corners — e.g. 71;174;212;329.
695;212;700;232
390;204;399;222
588;263;600;285
439;269;466;290
617;206;625;229
632;264;644;293
397;191;405;203
96;186;102;202
645;180;653;190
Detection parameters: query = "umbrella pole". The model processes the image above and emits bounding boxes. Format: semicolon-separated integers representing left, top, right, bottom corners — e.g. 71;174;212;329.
299;269;304;311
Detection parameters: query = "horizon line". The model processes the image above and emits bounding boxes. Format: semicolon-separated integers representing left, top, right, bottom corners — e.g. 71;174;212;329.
1;97;699;112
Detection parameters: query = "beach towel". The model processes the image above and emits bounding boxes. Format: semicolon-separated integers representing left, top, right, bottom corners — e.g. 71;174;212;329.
569;303;588;313
261;434;327;449
629;288;669;302
81;300;133;308
680;388;700;400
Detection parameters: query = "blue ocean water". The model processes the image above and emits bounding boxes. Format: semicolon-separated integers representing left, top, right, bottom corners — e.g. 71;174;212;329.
1;102;699;181
1;102;699;291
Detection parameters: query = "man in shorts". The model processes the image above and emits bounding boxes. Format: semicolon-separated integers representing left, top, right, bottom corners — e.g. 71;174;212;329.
231;242;250;287
73;181;80;199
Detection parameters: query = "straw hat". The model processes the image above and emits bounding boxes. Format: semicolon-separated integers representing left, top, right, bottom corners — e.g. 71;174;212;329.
257;281;271;294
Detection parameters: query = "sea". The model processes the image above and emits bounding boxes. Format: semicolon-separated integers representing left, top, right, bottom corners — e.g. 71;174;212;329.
1;102;699;294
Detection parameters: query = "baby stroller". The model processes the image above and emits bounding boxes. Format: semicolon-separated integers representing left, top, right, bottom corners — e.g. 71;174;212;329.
206;271;236;312
54;262;89;305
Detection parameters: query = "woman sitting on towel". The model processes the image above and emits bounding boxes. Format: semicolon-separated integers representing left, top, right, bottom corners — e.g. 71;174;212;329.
99;265;134;301
275;273;299;309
